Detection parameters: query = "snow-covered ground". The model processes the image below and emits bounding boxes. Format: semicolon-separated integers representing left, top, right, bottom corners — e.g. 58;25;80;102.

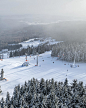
0;37;62;59
19;38;62;48
0;51;86;99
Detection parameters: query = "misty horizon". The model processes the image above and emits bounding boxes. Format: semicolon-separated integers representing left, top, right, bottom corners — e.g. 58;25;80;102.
0;0;86;44
0;0;86;19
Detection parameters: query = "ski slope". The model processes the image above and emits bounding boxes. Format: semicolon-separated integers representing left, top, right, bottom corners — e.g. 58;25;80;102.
19;38;61;48
0;51;86;99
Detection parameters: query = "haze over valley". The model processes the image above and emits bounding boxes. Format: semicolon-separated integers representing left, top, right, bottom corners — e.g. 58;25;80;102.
1;0;86;107
0;14;86;46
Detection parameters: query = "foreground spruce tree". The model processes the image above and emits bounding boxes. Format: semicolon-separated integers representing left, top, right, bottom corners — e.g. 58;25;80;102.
0;78;86;108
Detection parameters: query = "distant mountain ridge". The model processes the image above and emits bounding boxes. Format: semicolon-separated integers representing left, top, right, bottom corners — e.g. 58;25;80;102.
0;14;86;44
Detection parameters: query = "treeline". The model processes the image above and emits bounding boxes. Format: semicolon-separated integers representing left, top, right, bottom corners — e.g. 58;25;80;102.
0;44;22;51
8;37;28;44
0;78;86;108
51;42;86;62
10;42;54;57
0;37;28;51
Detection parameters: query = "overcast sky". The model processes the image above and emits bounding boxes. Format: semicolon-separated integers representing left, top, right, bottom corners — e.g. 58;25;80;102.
0;0;86;17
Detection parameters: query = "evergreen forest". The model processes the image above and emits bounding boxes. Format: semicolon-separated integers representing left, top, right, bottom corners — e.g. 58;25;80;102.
51;42;86;62
0;78;86;108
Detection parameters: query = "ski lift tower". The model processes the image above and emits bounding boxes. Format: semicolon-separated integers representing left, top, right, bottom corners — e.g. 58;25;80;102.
1;53;3;59
0;69;4;80
35;52;39;66
70;51;77;68
22;53;29;66
0;53;3;61
72;58;76;68
37;52;38;66
25;53;27;61
7;51;9;58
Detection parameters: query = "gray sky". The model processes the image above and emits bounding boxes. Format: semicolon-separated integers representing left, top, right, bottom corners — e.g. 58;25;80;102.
0;0;86;17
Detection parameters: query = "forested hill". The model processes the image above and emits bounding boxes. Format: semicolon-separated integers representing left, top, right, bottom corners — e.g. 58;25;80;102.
0;20;86;45
46;21;86;42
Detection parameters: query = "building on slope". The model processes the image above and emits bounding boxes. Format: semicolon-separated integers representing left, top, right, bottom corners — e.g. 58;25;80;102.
22;62;29;66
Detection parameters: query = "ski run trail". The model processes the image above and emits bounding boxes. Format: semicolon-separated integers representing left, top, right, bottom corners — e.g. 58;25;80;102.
0;51;86;99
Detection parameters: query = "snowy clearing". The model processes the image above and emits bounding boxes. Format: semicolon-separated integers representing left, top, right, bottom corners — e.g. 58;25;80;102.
19;38;62;48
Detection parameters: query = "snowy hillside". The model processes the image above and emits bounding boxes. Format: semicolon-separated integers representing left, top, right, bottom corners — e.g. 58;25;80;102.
0;51;86;99
0;37;62;59
19;38;61;48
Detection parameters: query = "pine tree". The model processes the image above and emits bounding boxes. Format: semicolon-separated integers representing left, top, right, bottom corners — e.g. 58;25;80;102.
64;78;68;86
0;86;2;94
10;51;13;57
